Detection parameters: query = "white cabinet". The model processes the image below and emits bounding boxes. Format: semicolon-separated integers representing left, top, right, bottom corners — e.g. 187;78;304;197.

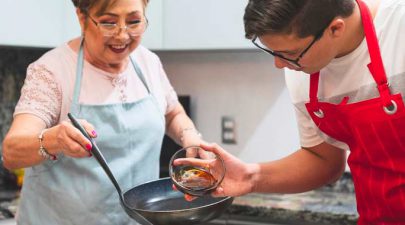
142;0;164;49
1;0;253;50
1;0;80;48
62;2;82;44
162;0;252;50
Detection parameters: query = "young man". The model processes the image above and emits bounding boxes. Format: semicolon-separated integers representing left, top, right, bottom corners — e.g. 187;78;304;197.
201;0;405;224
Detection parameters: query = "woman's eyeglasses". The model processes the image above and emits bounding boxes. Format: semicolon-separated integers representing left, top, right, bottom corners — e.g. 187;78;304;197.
89;16;148;37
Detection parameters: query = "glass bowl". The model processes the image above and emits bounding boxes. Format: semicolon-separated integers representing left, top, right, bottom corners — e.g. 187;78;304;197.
169;146;226;196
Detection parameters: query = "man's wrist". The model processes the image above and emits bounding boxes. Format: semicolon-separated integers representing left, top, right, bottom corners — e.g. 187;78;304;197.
245;163;261;193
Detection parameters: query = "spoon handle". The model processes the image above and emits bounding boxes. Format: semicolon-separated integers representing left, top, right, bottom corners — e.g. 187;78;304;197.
68;113;153;225
67;113;122;195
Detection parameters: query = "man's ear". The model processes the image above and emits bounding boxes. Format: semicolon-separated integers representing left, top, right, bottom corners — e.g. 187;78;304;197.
327;18;346;38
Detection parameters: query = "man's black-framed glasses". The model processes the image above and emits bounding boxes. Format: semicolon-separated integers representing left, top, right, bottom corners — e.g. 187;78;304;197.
88;15;148;37
252;27;326;68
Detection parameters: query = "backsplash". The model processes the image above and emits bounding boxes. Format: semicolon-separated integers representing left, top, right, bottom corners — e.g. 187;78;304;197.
0;46;49;153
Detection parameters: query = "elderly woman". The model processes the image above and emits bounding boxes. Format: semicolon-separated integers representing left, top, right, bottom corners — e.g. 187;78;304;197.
2;0;202;224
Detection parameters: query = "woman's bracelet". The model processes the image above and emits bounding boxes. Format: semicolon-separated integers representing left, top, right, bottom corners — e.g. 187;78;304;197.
38;129;57;161
179;127;202;142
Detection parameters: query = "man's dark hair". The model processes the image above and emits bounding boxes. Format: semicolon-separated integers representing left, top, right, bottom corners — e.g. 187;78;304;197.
244;0;355;39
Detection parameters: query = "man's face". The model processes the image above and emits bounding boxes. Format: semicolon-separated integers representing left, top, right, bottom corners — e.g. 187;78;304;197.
258;31;336;74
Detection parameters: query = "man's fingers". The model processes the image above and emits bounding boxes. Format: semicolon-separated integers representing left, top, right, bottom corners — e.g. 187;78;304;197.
200;142;224;156
173;157;214;167
211;186;225;198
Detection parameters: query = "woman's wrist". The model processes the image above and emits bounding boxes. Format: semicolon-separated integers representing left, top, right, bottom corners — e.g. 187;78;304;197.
40;126;62;156
38;129;58;160
179;127;202;146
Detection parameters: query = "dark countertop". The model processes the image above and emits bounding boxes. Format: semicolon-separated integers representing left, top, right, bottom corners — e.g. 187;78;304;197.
225;190;358;225
0;190;18;220
217;173;358;225
1;190;357;224
0;174;358;225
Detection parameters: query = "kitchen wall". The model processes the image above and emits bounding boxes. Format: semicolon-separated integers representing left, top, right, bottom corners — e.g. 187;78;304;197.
156;50;301;163
0;46;301;164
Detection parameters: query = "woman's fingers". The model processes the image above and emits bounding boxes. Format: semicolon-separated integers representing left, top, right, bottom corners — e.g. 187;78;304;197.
58;120;93;158
78;119;97;138
63;136;92;157
68;125;92;149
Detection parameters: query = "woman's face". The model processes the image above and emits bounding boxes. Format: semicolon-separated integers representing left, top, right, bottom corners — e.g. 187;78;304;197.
79;0;145;68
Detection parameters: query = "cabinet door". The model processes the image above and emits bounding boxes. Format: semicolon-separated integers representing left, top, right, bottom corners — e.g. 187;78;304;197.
163;0;252;50
2;0;78;48
61;1;81;44
141;0;164;49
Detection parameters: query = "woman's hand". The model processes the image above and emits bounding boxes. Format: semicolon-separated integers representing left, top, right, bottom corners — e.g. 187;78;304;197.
51;119;97;158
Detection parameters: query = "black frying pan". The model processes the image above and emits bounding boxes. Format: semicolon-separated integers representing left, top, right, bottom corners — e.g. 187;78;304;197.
68;113;233;225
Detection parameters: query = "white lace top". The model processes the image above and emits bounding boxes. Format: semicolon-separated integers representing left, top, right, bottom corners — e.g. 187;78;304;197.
14;43;179;127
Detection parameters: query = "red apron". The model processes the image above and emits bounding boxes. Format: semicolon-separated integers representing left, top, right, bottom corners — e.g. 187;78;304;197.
305;0;405;224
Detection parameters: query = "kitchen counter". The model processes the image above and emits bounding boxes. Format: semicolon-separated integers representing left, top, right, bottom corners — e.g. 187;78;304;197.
1;190;357;225
222;190;357;225
1;175;358;225
209;173;358;225
0;190;18;221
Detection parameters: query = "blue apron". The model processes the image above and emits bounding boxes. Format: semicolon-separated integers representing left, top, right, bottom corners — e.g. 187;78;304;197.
17;43;165;225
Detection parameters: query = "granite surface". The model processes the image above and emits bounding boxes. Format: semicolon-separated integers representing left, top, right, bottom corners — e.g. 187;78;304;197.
228;191;357;225
222;173;358;225
0;174;358;224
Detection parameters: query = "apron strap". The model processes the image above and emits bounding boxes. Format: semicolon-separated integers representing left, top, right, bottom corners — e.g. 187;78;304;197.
357;0;391;106
309;72;320;106
71;39;85;112
71;39;152;111
130;56;151;94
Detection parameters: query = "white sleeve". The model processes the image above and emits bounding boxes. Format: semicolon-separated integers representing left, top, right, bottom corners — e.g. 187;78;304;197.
157;61;179;115
285;68;324;148
293;105;324;148
14;63;62;127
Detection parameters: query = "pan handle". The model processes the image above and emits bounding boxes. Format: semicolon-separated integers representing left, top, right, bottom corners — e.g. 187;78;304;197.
67;113;123;196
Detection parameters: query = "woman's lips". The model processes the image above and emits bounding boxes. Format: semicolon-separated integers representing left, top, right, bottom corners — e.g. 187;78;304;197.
109;44;128;54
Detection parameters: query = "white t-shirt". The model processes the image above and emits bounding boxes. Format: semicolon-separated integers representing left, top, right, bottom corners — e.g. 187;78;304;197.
285;0;405;150
14;43;179;127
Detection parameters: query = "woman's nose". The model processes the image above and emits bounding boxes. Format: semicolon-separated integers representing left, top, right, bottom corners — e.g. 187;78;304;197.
115;27;131;39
